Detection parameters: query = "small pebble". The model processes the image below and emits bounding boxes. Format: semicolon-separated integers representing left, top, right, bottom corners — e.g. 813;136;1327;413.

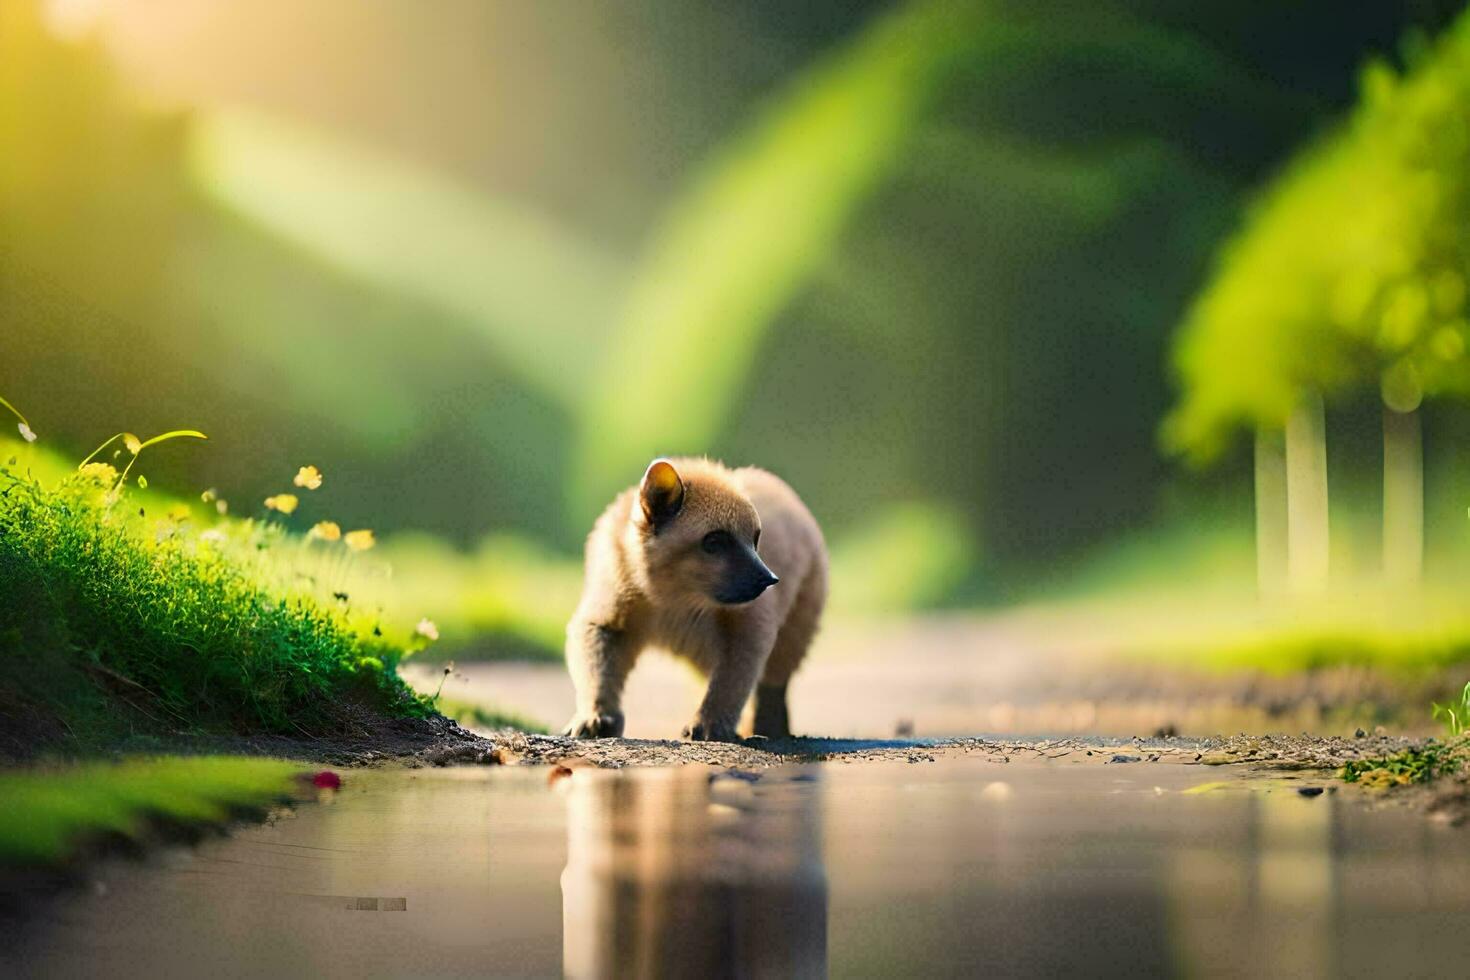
1298;787;1324;798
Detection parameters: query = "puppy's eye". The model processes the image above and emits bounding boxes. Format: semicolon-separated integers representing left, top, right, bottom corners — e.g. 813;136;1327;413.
702;530;732;554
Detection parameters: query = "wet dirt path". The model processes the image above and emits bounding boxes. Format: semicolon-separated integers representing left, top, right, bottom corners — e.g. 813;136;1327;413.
7;757;1469;979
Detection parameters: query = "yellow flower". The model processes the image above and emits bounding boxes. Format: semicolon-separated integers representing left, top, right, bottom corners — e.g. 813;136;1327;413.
166;504;191;522
264;493;299;514
122;432;141;454
308;520;342;541
344;529;376;551
200;488;217;503
415;618;440;642
293;465;323;490
78;462;118;483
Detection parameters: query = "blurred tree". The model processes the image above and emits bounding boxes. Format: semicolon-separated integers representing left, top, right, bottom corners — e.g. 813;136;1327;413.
1165;10;1470;593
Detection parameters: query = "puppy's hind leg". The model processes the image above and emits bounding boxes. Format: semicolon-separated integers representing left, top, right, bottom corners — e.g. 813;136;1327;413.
752;684;790;740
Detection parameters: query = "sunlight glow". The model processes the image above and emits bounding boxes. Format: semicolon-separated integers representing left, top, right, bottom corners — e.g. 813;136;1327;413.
187;106;622;408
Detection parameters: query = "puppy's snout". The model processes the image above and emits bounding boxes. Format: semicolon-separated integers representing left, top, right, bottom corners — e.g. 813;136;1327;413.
749;552;778;592
715;548;779;604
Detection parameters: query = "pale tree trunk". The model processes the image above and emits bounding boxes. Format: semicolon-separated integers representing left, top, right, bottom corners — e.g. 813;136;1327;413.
1254;426;1288;598
1285;391;1329;596
1382;404;1423;587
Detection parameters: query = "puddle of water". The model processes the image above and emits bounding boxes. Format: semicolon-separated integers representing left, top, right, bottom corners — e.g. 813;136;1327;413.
6;759;1470;978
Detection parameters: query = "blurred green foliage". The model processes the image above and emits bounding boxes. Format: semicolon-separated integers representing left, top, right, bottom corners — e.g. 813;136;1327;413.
0;756;300;866
1166;7;1470;462
575;0;983;514
2;0;1465;612
432;695;549;735
828;501;973;612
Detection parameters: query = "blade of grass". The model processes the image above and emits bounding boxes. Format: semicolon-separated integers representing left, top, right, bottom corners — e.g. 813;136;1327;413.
0;393;29;427
136;430;207;451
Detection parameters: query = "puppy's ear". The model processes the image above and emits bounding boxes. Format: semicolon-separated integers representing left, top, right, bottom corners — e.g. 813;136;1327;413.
639;458;684;530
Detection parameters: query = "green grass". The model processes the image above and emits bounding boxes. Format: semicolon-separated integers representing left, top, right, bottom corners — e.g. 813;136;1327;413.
1186;625;1470;676
1098;586;1470;681
362;531;573;663
1432;681;1470;736
0;448;429;754
0;755;302;865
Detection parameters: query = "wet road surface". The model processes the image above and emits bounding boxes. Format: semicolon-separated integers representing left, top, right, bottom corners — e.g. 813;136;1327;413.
6;756;1470;978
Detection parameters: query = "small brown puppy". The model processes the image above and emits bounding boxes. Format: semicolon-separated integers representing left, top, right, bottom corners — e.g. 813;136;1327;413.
563;457;827;742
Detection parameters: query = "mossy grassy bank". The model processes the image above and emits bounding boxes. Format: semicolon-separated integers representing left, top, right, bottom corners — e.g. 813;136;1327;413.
0;756;303;867
0;448;431;760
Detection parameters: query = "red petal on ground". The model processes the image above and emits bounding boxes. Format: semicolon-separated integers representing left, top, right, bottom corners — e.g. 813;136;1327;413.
312;770;342;789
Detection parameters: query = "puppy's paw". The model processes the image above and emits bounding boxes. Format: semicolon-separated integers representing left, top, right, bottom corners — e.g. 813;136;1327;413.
562;710;624;739
681;717;740;743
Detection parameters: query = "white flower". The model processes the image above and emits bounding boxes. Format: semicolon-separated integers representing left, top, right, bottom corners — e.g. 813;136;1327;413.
199;529;226;544
18;422;36;443
415;618;440;642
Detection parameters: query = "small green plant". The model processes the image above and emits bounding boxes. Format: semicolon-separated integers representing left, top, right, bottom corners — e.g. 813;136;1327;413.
1339;740;1466;787
0;392;37;442
78;428;208;494
1432;681;1470;736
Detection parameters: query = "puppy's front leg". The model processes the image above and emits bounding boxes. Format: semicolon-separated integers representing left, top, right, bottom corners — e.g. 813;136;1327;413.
563;621;633;739
683;623;775;743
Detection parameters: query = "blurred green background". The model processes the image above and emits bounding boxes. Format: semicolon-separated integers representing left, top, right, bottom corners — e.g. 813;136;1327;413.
9;0;1470;661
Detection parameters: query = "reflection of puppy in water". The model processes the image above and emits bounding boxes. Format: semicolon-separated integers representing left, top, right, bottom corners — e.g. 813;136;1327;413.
563;457;827;742
561;770;827;979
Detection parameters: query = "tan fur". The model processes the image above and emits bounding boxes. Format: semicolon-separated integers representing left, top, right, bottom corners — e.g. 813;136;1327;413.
563;457;827;742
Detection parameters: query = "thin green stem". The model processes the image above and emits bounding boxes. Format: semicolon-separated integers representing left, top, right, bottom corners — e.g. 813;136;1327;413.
115;451;141;494
79;433;126;469
0;394;28;428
